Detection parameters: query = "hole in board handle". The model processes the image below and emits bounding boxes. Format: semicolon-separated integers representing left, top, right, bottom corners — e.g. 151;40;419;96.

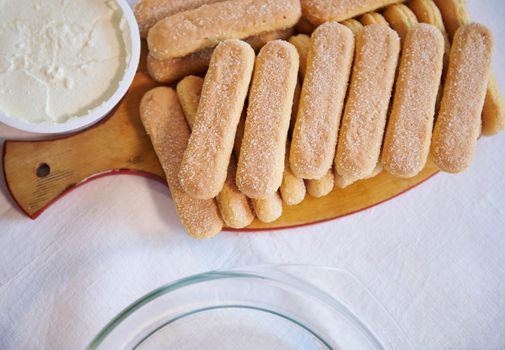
36;163;51;178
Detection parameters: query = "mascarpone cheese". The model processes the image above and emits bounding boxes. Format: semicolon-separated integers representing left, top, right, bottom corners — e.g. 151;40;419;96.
0;0;130;124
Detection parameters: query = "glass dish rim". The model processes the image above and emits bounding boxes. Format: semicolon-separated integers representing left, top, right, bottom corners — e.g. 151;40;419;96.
87;264;396;350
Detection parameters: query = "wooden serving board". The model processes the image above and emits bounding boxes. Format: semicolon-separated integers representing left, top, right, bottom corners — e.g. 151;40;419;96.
2;52;439;231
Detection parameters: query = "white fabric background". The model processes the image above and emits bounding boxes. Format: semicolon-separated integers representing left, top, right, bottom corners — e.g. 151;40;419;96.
1;1;504;349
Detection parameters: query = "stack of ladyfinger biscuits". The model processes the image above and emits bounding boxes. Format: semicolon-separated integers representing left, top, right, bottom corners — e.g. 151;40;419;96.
137;0;503;238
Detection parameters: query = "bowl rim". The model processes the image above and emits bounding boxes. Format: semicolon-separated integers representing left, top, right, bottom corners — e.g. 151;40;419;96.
0;0;141;134
86;265;391;350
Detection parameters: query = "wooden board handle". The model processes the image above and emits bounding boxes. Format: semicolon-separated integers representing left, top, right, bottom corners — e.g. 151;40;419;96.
3;72;163;218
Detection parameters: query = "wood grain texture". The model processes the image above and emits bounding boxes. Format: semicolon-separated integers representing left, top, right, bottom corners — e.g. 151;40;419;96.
3;52;439;230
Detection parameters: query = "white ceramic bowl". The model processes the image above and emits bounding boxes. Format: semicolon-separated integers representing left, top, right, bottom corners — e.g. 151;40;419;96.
0;0;141;134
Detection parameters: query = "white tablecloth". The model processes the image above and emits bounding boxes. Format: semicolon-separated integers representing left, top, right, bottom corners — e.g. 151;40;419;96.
1;1;504;349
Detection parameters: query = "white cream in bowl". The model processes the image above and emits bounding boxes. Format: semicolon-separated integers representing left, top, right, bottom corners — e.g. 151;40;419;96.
0;0;140;133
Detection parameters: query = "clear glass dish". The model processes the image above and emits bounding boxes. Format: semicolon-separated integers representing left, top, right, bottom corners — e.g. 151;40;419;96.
88;265;413;350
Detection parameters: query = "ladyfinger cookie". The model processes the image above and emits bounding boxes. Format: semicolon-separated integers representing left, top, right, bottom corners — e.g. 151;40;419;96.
383;4;418;43
216;159;255;228
147;29;294;84
252;193;283;223
408;0;450;61
176;75;203;129
134;0;222;38
179;40;255;200
481;76;505;136
290;81;302;134
382;24;445;178
306;170;335;198
408;0;450;113
177;76;255;228
431;0;470;40
246;28;295;51
139;87;223;239
289;34;311;81
296;17;317;35
431;24;493;173
334;163;383;188
280;142;306;205
221;93;284;224
433;0;505;136
359;12;388;26
288;33;337;195
290;23;355;180
232;106;284;223
237;40;299;198
335;25;400;181
301;0;402;26
341;19;364;34
147;49;213;85
148;0;301;60
234;110;247;158
233;110;284;223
